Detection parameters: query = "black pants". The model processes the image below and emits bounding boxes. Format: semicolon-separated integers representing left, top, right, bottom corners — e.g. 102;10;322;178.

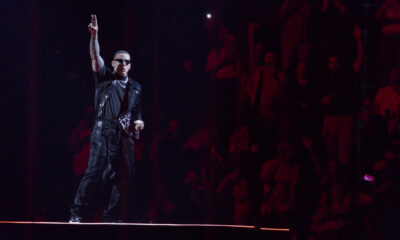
70;126;135;221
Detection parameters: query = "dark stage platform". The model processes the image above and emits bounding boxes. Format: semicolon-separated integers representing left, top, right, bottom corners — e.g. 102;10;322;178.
0;221;290;240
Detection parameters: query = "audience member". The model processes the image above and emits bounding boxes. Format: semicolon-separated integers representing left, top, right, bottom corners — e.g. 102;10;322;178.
375;0;400;78
206;33;241;153
320;54;360;165
247;51;287;155
87;2;400;235
288;60;321;140
280;0;311;71
68;106;94;188
150;120;186;222
260;141;299;227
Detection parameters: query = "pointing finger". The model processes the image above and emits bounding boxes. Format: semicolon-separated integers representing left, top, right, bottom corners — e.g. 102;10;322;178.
92;14;97;26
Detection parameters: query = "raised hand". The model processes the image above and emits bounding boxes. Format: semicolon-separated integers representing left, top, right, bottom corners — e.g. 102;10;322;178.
248;22;260;36
352;25;361;40
88;14;104;71
88;14;98;36
321;0;329;12
333;0;348;14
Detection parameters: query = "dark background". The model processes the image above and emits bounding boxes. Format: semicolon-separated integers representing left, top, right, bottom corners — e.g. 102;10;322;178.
0;0;212;221
0;0;376;221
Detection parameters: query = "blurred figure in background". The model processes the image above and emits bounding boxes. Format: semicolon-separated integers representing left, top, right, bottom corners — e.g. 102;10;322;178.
375;0;400;81
280;0;311;71
206;33;241;154
69;106;94;189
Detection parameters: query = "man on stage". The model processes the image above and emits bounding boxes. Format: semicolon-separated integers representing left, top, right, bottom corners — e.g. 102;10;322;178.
70;14;144;223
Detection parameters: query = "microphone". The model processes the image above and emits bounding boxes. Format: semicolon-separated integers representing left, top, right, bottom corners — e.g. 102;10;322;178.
135;129;140;140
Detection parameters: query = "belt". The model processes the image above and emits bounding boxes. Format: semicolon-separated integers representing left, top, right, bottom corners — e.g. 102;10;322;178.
95;119;120;129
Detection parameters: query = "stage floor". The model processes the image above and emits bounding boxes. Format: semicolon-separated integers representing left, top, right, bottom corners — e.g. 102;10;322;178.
0;221;290;240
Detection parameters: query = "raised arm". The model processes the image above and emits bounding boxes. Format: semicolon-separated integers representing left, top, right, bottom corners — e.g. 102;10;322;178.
375;1;390;21
352;25;363;74
280;0;290;16
88;14;104;72
280;0;305;18
248;22;260;73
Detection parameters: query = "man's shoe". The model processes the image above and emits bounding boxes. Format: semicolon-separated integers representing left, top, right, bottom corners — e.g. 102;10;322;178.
69;216;84;223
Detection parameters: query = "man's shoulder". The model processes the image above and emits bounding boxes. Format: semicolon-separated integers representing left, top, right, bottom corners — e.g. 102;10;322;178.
207;49;219;57
94;65;113;75
377;86;397;96
94;65;115;85
128;78;142;91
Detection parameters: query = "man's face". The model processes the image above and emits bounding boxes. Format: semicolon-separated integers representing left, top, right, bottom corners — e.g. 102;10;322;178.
223;34;235;48
296;61;308;77
255;44;264;59
328;56;339;72
264;52;276;66
112;53;131;77
183;60;194;73
327;160;337;177
167;120;180;138
389;69;399;85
